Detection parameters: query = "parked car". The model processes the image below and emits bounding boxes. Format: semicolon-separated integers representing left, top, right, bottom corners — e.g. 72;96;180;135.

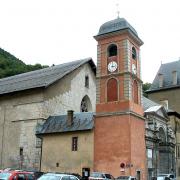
157;176;170;180
25;171;44;180
116;176;136;180
0;170;35;180
157;174;175;180
37;173;81;180
65;173;82;180
89;172;115;180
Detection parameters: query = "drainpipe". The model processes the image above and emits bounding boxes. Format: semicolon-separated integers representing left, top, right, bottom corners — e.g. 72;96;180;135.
39;137;43;171
174;116;177;177
0;106;6;168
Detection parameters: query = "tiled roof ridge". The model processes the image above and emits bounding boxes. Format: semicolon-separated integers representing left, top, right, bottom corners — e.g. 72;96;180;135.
0;57;91;83
0;57;94;95
147;59;180;92
161;59;180;65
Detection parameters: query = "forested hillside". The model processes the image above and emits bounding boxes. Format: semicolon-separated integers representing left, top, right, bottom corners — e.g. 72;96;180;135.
0;48;48;79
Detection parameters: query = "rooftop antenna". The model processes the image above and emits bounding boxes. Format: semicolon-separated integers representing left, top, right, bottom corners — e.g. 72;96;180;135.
116;2;120;18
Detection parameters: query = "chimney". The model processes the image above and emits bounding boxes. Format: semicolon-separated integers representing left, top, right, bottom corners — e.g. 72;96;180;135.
67;110;74;126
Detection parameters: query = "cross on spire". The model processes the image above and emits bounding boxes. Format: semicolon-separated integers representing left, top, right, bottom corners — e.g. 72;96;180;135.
116;3;120;18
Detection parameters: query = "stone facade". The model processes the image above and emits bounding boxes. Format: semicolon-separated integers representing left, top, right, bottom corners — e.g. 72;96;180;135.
145;106;175;179
147;60;180;179
0;62;96;170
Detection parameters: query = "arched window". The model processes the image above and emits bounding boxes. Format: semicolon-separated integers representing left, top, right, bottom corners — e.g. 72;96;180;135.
108;44;117;57
107;78;118;102
80;95;92;112
132;47;137;60
133;80;138;104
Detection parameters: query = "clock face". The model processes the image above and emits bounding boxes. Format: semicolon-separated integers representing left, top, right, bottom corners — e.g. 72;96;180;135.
108;61;117;72
132;64;137;74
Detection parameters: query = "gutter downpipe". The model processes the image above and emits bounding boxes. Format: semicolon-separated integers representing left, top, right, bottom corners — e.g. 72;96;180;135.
0;106;6;168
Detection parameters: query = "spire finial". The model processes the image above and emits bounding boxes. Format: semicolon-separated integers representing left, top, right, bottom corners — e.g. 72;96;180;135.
116;3;120;18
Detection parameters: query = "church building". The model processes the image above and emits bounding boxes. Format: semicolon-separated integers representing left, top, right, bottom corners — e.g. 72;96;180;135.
0;16;177;180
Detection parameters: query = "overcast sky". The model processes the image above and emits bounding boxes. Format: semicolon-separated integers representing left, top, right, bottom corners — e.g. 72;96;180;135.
0;0;180;83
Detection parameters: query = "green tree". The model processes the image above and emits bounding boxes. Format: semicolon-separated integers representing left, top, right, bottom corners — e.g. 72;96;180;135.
143;82;151;97
0;48;49;79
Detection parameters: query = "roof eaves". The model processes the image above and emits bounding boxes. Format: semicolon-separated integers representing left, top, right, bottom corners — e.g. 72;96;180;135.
95;29;143;45
45;58;94;88
167;111;180;119
146;85;180;93
0;85;45;96
36;128;93;136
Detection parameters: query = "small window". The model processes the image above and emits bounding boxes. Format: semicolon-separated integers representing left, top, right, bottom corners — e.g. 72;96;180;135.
172;71;177;85
36;137;42;148
136;171;141;180
56;162;59;167
20;147;23;156
85;75;89;88
108;44;117;57
72;137;78;151
177;145;180;158
147;149;152;159
160;100;168;110
159;127;166;142
132;47;137;60
158;74;163;87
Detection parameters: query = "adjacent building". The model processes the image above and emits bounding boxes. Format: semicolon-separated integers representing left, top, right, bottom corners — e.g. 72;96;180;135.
146;60;180;113
143;97;175;179
146;60;180;179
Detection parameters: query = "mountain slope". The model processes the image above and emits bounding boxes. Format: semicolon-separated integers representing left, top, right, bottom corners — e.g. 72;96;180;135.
0;48;48;78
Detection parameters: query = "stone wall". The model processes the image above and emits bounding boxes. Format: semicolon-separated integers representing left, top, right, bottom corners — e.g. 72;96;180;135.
0;89;44;169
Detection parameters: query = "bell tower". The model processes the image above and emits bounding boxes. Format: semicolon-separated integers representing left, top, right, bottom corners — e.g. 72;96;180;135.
94;17;147;179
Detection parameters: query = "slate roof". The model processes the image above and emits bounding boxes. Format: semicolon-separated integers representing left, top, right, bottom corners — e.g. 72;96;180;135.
144;105;162;113
147;60;180;92
0;57;96;95
142;96;159;111
37;112;94;135
97;18;138;36
36;97;179;135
